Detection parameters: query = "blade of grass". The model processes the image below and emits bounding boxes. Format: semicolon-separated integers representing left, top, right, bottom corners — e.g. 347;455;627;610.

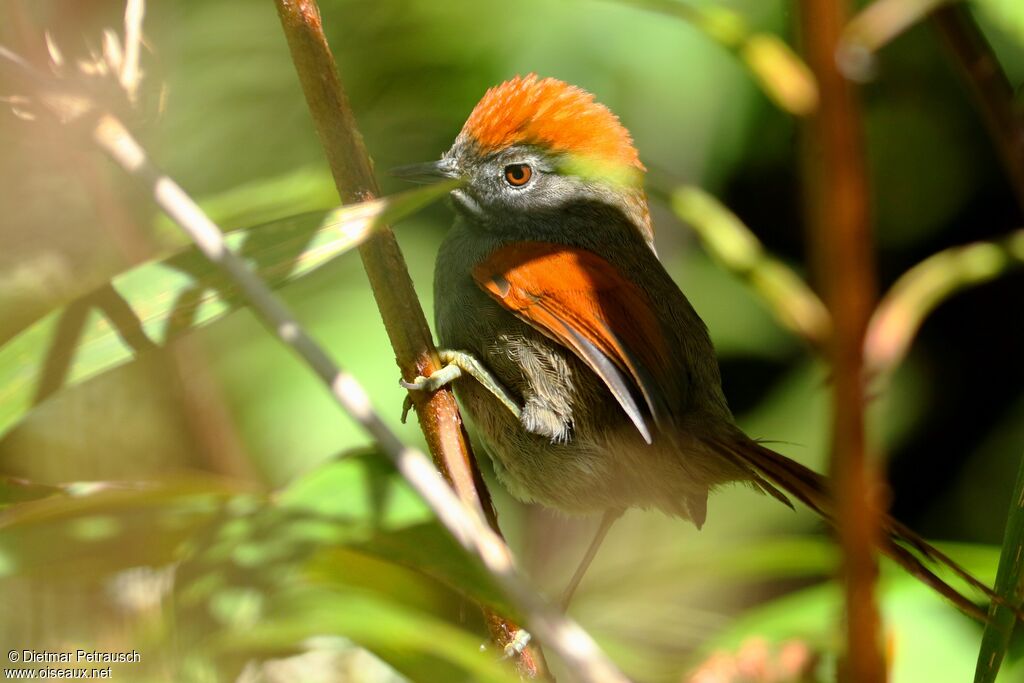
974;453;1024;683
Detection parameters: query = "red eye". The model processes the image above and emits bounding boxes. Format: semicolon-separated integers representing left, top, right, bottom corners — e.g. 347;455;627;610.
504;163;533;186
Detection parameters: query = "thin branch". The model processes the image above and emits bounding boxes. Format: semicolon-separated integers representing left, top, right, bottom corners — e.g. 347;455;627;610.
120;0;144;101
931;3;1024;214
865;228;1024;384
797;0;885;680
670;185;831;350
271;0;544;673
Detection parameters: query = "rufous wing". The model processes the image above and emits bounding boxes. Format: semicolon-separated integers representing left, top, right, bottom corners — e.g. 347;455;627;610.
472;242;673;444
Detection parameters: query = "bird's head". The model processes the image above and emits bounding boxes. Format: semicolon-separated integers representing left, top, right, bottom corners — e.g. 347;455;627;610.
395;75;652;241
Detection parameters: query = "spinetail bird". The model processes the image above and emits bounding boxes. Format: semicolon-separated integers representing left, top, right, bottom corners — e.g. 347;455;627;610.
398;74;993;617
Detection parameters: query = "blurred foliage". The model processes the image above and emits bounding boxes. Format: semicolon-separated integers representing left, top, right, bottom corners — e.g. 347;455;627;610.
1;0;1023;681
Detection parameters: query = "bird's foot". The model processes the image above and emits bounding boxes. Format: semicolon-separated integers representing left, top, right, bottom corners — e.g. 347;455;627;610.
400;350;522;422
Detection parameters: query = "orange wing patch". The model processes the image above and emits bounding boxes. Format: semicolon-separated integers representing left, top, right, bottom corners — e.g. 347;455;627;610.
459;74;644;173
473;242;671;443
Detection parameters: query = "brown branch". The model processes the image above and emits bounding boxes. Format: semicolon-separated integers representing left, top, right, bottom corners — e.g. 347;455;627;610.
931;3;1024;215
797;1;885;682
271;0;545;676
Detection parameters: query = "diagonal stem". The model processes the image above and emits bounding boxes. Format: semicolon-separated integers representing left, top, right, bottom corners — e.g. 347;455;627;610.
931;3;1024;214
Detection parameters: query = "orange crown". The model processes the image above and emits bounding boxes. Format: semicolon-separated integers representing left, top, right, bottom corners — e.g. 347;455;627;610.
458;75;645;172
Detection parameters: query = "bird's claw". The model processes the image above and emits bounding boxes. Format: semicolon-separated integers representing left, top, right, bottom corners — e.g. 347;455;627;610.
478;629;533;661
399;361;464;422
501;630;532;659
400;395;415;423
400;371;454;394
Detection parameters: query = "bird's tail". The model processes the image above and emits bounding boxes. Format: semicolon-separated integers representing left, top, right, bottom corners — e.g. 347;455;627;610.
712;435;994;621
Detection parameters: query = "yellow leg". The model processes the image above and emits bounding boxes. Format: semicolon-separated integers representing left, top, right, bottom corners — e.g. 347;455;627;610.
401;349;522;419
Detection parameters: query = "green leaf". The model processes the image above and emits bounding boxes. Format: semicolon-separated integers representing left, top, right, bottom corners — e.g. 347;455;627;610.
974;453;1024;683
214;586;522;683
0;180;458;441
0;476;63;506
276;450;432;529
0;479;231;580
974;0;1024;43
167;453;517;683
0;450;516;681
320;523;514;616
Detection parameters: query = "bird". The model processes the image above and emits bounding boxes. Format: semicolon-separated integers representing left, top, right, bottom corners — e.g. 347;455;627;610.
396;74;992;616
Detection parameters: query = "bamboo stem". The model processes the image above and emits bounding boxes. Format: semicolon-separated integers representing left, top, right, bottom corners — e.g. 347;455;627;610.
272;0;545;675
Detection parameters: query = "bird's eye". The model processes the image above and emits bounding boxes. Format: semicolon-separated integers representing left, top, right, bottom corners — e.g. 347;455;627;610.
503;163;533;187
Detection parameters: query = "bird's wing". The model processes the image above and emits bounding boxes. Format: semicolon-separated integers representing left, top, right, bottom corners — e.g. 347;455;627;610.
472;241;673;444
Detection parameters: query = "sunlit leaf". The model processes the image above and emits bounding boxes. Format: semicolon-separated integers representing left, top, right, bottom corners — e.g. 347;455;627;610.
974;454;1024;683
214;586;522;683
975;0;1024;43
165;453;517;683
0;180;458;441
276;450;432;529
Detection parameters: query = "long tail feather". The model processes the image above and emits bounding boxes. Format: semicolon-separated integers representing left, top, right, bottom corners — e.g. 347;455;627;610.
714;435;1000;622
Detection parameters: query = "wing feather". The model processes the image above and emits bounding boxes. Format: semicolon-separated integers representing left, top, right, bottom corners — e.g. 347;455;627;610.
473;242;672;442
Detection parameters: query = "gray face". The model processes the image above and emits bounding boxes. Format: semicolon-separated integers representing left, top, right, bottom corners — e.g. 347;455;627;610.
443;142;618;230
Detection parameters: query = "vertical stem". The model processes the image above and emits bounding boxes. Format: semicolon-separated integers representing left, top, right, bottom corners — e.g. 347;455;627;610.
798;1;885;681
272;1;545;676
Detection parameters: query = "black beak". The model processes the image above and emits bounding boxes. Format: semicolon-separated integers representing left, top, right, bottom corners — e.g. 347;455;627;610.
389;157;461;184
